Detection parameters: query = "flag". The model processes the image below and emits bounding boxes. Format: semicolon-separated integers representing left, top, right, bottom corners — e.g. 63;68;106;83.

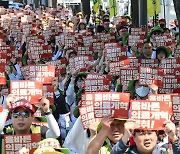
93;0;101;14
147;0;161;17
109;0;117;18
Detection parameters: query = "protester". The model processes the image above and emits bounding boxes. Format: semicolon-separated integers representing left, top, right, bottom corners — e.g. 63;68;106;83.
110;120;179;154
0;95;60;138
87;116;125;154
0;4;179;154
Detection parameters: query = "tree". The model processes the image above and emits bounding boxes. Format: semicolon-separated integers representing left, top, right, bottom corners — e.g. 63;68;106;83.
81;0;91;23
173;0;180;43
131;0;139;28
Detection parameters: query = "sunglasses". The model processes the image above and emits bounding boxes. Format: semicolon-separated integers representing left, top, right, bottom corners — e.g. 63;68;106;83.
12;112;30;118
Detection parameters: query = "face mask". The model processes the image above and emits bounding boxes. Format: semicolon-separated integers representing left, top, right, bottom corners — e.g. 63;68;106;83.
160;24;165;28
135;86;150;97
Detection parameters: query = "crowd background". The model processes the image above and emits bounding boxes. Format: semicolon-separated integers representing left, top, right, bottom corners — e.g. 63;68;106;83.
0;1;179;154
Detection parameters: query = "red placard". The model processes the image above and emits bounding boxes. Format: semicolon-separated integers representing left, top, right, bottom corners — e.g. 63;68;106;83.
153;35;172;47
130;28;146;35
79;104;100;129
105;46;127;62
159;58;180;75
84;92;130;119
139;67;164;87
68;55;94;73
43;85;54;105
83;36;94;47
174;45;180;58
119;67;139;88
128;35;145;47
28;45;53;60
10;80;43;104
129;58;159;68
0;65;6;85
56;34;77;47
172;95;180;121
85;74;112;92
98;33;116;43
4;134;41;154
77;46;94;55
130;100;172;130
46;58;67;75
109;59;130;76
92;42;104;53
0;47;7;65
28;65;55;84
0;104;2;112
148;94;172;102
158;75;180;94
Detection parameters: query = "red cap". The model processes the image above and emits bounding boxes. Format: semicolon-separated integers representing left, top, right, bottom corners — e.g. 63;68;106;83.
159;18;166;23
10;100;36;113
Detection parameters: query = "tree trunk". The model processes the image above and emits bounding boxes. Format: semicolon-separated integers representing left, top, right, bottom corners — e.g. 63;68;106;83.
131;0;139;28
173;0;180;43
81;0;91;23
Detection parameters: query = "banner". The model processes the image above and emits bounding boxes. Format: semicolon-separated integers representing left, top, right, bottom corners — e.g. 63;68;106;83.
147;0;161;17
109;0;117;18
93;0;101;14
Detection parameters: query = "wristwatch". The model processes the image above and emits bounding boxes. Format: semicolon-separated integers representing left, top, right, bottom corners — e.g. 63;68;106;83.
45;109;52;115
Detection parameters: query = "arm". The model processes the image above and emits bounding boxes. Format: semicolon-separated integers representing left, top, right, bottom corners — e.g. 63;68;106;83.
111;119;136;154
164;121;180;154
45;113;60;138
40;97;60;138
0;109;9;134
52;50;62;61
0;94;16;134
86;116;113;154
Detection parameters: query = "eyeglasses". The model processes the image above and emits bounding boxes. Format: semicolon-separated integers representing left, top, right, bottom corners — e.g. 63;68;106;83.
12;112;30;118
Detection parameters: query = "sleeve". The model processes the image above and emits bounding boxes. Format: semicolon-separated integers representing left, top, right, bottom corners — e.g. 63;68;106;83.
0;109;9;134
45;113;61;138
40;126;49;139
110;139;129;154
14;64;23;79
65;83;76;106
172;139;180;154
52;51;62;61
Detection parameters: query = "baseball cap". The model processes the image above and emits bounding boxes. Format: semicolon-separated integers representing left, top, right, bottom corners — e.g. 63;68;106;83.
10;99;37;113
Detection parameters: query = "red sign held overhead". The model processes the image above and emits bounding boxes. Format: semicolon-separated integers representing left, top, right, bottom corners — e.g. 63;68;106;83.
109;59;130;76
28;65;55;84
43;85;54;105
79;92;130;129
10;80;43;104
130;100;172;130
139;67;164;87
0;65;6;85
68;55;94;73
4;134;41;154
172;95;180;121
0;105;2;112
85;73;112;92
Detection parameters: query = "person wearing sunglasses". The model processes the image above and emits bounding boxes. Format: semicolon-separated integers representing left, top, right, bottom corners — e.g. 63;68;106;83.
0;94;60;138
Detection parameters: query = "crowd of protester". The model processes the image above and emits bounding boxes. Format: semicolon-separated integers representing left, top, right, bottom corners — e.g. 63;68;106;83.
0;4;180;154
